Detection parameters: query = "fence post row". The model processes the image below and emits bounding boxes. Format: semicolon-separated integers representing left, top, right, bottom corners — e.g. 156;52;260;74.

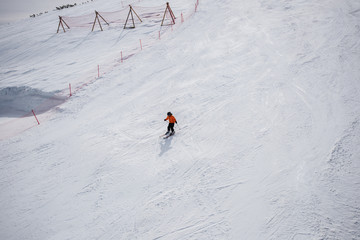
57;2;179;33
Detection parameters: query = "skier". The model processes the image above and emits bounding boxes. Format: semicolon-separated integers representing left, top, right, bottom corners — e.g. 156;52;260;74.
164;112;177;135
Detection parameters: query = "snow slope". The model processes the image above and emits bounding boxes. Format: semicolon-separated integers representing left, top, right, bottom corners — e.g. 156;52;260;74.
1;0;360;239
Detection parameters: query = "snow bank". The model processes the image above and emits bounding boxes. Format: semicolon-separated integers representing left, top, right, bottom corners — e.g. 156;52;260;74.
0;86;66;118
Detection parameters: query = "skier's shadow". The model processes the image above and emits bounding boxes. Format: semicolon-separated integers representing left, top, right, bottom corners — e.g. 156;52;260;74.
159;136;173;157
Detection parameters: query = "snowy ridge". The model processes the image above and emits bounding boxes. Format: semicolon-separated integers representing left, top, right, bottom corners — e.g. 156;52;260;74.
1;0;360;239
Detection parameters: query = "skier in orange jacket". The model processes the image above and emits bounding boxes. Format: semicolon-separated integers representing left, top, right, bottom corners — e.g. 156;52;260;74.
164;112;177;135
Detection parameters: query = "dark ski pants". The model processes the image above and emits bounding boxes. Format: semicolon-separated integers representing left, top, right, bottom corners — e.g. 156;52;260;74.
167;123;175;133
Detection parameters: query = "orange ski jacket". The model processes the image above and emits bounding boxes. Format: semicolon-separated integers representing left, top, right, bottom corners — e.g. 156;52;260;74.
165;115;177;124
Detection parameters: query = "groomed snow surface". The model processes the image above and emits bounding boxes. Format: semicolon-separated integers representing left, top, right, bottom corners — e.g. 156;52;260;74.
1;0;360;239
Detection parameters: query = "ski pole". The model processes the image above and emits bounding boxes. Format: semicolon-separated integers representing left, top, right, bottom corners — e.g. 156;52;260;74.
176;122;180;130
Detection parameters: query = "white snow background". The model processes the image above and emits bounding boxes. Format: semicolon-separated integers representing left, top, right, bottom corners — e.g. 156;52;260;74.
1;0;360;239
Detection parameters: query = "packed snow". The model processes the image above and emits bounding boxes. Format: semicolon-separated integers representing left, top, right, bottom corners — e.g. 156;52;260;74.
1;0;360;239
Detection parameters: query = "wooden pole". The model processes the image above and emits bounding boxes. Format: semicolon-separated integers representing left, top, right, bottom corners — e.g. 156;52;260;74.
161;4;168;26
60;20;66;32
130;5;142;22
92;11;97;31
124;7;132;29
97;12;109;26
57;16;62;33
62;17;70;29
130;7;135;28
96;12;103;31
167;3;176;22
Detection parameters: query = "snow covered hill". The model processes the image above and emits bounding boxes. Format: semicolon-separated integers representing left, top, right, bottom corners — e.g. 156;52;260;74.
1;0;360;239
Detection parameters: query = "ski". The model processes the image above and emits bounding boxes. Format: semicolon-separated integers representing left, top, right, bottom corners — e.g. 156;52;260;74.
159;132;170;138
162;132;175;139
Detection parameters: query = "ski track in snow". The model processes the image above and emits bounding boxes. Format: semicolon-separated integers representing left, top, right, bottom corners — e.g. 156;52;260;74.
1;0;360;239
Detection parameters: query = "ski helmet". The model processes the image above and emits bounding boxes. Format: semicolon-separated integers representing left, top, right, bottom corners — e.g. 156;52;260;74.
167;112;172;116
